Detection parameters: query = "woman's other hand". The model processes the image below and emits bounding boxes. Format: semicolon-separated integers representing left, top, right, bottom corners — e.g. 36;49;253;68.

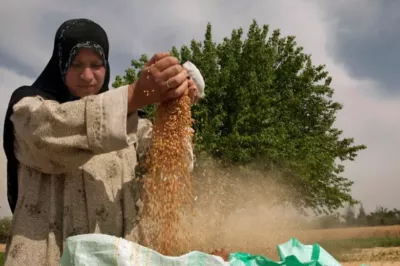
188;77;201;105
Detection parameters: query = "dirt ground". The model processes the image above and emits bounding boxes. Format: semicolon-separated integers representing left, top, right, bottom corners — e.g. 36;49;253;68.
339;246;400;265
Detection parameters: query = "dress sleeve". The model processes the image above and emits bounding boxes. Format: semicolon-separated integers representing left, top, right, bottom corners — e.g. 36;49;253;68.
11;85;138;174
136;118;153;171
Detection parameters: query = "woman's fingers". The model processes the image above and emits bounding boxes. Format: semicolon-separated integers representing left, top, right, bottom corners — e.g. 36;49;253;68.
132;53;197;110
158;65;183;84
163;69;187;90
165;80;188;100
145;52;170;67
153;56;179;73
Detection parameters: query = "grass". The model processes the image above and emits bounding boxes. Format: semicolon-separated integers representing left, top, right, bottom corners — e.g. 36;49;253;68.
320;237;400;250
0;252;4;266
291;225;400;243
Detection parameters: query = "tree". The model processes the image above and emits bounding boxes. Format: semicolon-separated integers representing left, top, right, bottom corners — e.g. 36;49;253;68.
367;206;400;226
113;20;366;214
357;204;367;226
313;212;343;229
343;205;356;226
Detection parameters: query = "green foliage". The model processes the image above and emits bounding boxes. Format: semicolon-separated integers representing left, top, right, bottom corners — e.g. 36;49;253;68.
313;205;400;228
357;204;367;226
113;20;366;214
313;212;343;229
344;206;356;226
0;217;11;244
366;207;400;226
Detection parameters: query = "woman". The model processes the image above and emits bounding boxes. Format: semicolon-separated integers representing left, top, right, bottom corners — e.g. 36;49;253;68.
3;18;203;265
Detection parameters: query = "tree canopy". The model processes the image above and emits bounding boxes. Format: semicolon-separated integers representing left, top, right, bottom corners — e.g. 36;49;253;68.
112;20;366;214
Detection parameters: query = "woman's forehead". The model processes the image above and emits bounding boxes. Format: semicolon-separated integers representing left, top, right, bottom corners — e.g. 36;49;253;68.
74;48;103;61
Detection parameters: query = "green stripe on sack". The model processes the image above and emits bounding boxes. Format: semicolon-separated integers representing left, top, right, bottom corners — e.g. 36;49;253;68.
311;244;320;261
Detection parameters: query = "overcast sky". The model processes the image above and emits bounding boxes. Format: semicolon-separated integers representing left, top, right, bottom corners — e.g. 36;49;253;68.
0;0;399;217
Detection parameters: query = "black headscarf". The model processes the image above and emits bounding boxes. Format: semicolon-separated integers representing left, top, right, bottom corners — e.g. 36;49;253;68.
3;18;111;213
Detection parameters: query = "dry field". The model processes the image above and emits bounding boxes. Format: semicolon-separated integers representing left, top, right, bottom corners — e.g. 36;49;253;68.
338;246;400;264
279;226;400;265
185;223;400;265
296;225;400;264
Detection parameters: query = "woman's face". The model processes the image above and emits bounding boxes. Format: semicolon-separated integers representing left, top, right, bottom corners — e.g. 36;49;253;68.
65;48;106;98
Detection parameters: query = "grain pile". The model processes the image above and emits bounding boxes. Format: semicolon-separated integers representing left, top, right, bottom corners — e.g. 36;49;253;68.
141;88;195;256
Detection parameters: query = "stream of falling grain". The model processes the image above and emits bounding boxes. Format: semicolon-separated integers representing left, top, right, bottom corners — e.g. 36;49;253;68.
141;90;194;256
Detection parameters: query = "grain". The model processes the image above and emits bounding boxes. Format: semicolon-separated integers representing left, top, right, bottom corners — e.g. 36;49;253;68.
141;89;194;255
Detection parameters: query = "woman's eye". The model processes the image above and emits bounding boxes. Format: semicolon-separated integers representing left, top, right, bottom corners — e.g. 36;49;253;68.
71;63;83;69
91;64;103;69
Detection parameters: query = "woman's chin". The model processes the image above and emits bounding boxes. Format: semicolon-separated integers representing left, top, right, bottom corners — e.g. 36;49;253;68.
71;88;101;98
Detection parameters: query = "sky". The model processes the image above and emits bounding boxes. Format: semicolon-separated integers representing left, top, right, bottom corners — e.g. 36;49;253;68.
0;0;399;217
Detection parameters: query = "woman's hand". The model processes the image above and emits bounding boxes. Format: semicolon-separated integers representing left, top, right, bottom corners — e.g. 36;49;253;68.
128;52;188;113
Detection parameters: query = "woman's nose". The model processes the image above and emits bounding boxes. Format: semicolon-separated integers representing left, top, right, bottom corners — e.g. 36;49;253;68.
80;67;94;82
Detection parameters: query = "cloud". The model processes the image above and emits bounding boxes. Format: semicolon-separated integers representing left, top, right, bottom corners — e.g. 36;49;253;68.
0;0;399;216
319;0;400;95
0;68;33;216
327;65;400;211
0;67;33;105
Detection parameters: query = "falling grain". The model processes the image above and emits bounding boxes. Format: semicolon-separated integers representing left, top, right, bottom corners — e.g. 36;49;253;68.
141;88;194;255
